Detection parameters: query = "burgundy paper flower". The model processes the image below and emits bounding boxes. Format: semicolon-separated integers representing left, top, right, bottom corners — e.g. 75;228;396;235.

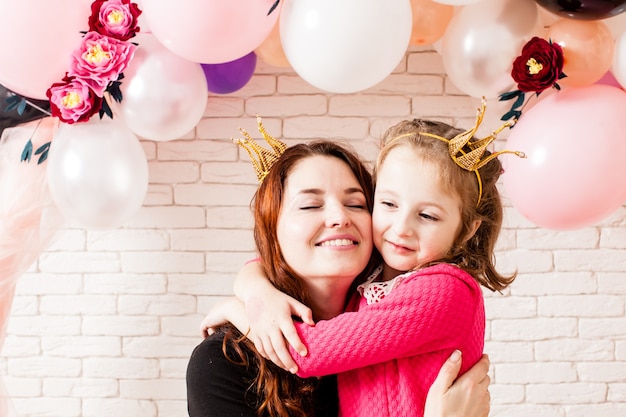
88;0;142;41
511;36;564;93
46;75;103;124
68;31;137;96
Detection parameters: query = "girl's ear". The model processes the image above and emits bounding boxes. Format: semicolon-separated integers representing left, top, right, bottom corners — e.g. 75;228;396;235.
463;219;482;243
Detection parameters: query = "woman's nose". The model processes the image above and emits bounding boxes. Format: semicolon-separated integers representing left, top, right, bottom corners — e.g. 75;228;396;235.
326;205;351;228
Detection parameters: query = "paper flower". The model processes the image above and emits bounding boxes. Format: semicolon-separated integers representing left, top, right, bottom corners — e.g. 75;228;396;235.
46;74;103;124
68;31;136;97
499;36;566;122
44;0;141;127
88;0;142;41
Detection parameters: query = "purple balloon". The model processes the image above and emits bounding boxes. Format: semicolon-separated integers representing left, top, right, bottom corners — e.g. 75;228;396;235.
535;0;626;20
201;52;257;94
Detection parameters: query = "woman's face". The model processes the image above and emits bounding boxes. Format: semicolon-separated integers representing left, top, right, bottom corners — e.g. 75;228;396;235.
277;155;373;288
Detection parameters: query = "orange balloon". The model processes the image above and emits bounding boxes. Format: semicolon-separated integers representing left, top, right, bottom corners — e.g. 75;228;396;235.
547;19;614;87
255;22;291;68
410;0;454;46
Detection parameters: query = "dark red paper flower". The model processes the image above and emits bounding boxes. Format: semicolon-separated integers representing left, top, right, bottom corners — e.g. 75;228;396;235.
88;0;142;41
511;36;564;93
46;74;103;124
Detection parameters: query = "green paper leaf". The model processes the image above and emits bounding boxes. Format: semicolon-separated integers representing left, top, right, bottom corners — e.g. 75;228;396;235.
35;142;51;164
501;109;521;122
99;97;113;119
512;92;526;110
267;0;280;15
107;80;123;103
498;90;522;101
20;139;33;163
17;98;26;115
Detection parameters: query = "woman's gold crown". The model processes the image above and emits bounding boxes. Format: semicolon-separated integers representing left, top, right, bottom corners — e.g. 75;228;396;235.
232;116;287;183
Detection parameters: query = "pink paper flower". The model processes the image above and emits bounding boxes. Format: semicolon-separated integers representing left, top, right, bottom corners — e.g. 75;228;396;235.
46;75;103;124
68;31;137;96
88;0;142;41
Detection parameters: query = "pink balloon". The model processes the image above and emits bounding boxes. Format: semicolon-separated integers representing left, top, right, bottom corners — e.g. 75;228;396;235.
0;0;92;99
502;84;626;230
142;0;281;64
595;71;623;89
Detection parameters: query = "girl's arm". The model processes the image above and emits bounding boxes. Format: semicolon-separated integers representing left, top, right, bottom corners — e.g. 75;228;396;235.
290;266;483;377
232;261;313;372
199;296;248;337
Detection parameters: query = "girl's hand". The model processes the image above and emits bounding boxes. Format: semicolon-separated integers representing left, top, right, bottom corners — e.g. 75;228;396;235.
245;291;314;374
200;297;246;338
424;351;491;417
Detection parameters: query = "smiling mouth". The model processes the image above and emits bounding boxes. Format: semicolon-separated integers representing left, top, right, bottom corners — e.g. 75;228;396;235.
387;240;412;252
317;239;357;247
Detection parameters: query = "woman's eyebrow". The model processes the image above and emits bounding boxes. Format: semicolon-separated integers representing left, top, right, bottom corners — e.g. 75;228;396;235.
297;187;364;195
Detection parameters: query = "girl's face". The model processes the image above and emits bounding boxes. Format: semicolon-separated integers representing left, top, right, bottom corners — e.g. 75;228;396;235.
373;146;464;280
277;155;373;288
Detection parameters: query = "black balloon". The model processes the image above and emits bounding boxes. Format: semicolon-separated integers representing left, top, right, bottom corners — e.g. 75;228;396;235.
0;84;51;139
535;0;626;20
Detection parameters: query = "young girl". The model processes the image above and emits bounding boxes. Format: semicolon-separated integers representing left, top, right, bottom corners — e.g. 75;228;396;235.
207;102;523;416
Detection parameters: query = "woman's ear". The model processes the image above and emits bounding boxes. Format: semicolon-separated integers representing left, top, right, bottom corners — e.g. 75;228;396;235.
463;219;482;242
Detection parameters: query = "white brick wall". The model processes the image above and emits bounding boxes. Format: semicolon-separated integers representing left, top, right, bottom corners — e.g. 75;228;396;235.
3;46;626;417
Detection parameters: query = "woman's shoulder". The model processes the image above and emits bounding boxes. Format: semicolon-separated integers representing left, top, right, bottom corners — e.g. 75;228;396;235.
186;331;259;417
188;330;255;379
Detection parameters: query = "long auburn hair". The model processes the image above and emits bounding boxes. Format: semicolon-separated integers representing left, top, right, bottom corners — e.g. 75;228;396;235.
224;140;379;417
375;119;516;292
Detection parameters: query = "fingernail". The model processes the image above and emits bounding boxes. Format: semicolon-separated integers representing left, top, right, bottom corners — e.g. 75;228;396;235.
299;349;307;357
450;350;462;362
289;367;298;374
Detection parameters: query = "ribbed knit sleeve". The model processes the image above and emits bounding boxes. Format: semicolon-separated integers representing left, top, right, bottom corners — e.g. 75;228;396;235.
291;264;482;378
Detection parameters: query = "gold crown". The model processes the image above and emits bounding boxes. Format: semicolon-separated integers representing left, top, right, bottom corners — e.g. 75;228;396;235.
398;98;525;205
232;116;288;183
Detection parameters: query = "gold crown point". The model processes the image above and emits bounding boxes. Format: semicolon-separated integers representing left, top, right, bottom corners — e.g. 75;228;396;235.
233;116;287;183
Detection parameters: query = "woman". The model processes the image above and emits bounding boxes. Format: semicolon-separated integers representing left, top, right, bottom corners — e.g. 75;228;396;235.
186;138;490;417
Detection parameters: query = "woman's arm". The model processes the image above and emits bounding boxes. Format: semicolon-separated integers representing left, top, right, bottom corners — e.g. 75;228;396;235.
425;352;491;417
291;266;483;377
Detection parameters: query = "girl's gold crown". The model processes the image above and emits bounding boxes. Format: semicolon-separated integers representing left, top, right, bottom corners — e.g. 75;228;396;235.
400;98;526;205
232;116;287;183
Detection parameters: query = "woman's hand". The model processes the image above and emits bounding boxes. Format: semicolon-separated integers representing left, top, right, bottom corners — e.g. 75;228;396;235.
424;351;491;417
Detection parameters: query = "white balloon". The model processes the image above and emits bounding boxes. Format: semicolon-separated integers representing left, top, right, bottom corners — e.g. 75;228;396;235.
117;34;208;141
441;0;540;98
612;30;626;88
280;0;412;93
47;117;149;230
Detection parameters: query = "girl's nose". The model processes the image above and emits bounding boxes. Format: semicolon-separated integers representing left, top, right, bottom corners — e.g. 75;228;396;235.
392;212;414;237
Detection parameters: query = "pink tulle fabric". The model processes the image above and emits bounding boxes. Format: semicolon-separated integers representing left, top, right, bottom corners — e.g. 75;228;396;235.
0;117;63;416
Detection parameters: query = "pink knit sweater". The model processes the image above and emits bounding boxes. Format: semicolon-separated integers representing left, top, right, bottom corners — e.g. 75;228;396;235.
291;263;485;417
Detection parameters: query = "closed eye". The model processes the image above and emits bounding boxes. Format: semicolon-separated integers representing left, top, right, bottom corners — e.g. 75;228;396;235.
420;212;438;221
380;200;396;208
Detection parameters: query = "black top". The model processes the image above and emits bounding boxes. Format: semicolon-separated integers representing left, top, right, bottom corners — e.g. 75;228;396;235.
186;330;339;417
